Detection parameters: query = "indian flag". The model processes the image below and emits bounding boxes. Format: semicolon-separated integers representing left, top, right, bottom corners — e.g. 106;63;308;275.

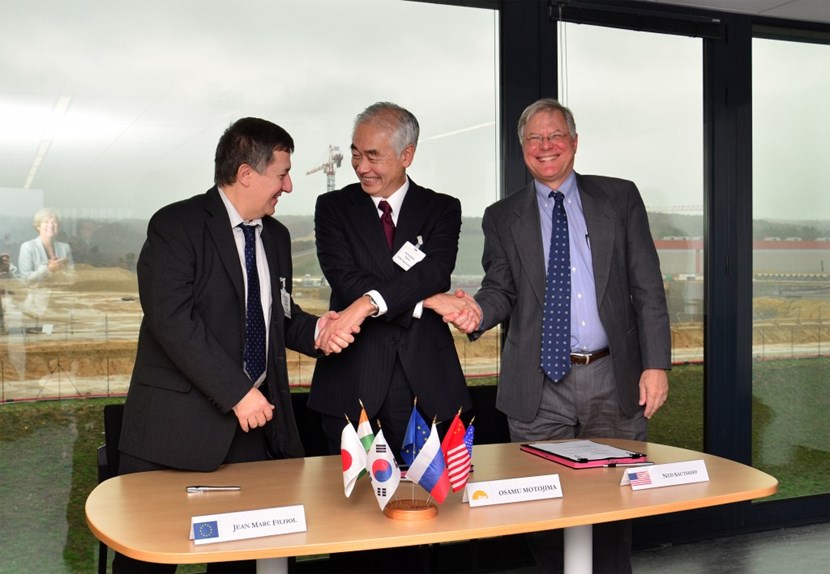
357;405;374;476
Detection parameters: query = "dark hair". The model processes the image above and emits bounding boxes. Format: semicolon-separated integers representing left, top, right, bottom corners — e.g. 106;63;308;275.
214;117;294;186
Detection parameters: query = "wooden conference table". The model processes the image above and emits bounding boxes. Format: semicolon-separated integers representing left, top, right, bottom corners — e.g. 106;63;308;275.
86;440;777;574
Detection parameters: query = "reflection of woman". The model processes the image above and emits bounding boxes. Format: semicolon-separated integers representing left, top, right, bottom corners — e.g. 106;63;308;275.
18;208;75;285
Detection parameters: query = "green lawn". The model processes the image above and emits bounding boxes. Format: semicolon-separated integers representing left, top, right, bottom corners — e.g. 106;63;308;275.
0;359;827;573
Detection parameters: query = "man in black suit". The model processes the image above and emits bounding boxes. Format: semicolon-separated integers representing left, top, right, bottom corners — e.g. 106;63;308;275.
114;118;355;573
310;102;471;462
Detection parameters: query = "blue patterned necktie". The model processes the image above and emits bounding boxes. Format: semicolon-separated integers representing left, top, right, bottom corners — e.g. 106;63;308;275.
541;191;571;382
240;224;266;383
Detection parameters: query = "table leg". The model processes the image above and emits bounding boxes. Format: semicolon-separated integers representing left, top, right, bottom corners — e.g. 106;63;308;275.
563;524;592;574
256;557;287;574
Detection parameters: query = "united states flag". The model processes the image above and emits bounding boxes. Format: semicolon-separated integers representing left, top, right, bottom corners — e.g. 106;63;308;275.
441;413;471;492
629;470;652;486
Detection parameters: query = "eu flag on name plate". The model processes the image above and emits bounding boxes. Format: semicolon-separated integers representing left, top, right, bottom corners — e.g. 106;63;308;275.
406;422;451;504
193;520;219;540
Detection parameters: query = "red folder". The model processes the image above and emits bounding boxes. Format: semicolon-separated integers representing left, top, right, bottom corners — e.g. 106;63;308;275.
520;442;649;469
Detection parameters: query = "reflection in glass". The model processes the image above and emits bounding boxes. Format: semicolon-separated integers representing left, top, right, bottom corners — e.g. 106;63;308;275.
0;0;500;399
752;37;830;500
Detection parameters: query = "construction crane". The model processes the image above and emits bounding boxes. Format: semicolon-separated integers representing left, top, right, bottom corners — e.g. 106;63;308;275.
306;145;344;192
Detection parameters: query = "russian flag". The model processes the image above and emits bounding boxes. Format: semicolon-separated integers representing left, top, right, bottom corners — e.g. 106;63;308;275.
406;422;451;504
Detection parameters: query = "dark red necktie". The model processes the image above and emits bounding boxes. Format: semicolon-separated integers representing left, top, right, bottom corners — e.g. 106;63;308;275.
378;200;395;250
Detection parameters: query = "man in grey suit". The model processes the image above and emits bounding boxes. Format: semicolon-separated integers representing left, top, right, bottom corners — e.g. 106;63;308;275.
114;118;355;573
440;98;670;573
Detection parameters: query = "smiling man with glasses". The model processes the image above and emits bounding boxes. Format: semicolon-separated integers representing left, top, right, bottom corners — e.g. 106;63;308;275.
440;98;671;573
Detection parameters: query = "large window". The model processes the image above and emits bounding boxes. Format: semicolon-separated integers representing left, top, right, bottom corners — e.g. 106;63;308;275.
558;22;704;450
0;0;500;401
752;36;830;499
0;2;498;572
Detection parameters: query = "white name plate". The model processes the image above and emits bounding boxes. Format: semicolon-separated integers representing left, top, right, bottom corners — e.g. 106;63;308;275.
621;460;709;490
465;474;562;507
190;505;306;545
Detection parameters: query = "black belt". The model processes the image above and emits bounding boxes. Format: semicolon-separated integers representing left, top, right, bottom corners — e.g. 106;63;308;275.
570;348;610;365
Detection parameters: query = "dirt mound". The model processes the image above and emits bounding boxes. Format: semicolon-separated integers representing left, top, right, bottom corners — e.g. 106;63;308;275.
67;265;138;292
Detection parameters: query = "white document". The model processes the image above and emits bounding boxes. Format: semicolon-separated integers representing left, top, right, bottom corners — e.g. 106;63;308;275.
528;439;644;461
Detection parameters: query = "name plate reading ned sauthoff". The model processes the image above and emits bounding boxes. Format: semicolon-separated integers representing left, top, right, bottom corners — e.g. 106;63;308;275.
190;505;306;545
465;474;562;507
622;460;709;491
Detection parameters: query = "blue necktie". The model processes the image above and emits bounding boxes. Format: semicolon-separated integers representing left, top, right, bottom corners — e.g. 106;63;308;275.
541;191;571;382
240;224;266;383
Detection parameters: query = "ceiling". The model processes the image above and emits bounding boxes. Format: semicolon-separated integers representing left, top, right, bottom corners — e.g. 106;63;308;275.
645;0;830;24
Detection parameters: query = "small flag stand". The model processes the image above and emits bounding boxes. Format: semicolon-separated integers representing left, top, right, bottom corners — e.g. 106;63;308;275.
383;498;438;521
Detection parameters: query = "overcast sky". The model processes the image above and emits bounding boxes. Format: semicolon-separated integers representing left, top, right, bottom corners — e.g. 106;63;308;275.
0;0;827;223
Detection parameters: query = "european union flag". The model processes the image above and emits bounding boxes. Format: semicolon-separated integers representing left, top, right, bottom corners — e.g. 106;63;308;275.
193;520;219;540
401;406;428;467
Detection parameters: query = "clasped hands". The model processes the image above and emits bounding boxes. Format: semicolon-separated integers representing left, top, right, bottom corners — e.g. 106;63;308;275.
314;298;373;355
315;288;481;354
47;257;67;273
424;288;481;333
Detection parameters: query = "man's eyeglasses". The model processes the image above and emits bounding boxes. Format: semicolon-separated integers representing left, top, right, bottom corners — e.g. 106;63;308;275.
523;132;570;147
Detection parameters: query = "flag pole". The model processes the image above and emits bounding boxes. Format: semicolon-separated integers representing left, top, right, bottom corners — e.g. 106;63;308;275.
410;397;418;500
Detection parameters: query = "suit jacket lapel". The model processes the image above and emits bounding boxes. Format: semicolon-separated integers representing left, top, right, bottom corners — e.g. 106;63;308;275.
395;180;430;252
260;224;282;325
204;187;245;305
345;186;398;275
510;183;546;308
576;174;614;306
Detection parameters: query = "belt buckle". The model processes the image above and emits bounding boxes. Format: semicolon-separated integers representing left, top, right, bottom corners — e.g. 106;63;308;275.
570;352;591;365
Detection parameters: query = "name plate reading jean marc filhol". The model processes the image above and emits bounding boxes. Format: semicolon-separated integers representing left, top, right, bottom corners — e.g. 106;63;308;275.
190;505;307;545
464;474;562;507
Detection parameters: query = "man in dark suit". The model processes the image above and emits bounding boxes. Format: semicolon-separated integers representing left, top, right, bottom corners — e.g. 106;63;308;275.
115;118;355;573
310;102;471;463
441;99;671;573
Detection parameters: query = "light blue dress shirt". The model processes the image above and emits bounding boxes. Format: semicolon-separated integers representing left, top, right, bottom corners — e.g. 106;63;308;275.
535;172;609;353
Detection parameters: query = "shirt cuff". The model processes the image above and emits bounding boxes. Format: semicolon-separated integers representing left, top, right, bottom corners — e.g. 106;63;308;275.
365;290;387;317
413;300;424;319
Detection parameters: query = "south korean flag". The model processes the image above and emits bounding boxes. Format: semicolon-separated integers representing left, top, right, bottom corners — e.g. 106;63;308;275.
367;429;401;510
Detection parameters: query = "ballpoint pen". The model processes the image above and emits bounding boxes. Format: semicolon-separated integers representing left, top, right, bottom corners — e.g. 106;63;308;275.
603;462;654;468
186;485;241;493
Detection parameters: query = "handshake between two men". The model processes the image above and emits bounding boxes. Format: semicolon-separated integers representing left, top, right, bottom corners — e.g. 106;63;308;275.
314;288;481;356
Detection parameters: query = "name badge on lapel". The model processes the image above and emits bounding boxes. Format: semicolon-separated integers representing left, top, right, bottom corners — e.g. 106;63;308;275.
279;277;291;319
393;235;425;270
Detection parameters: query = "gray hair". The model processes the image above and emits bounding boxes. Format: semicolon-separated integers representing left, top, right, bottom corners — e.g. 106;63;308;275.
33;208;60;229
517;98;577;143
354;102;419;156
